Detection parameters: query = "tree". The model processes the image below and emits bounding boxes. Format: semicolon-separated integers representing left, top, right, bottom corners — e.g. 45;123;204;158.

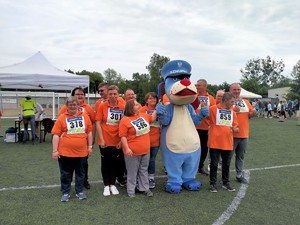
240;56;285;87
76;70;104;94
287;60;300;99
146;53;170;93
131;73;151;104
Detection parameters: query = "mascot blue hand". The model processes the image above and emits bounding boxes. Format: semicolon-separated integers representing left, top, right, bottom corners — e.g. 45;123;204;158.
156;103;166;115
200;106;209;118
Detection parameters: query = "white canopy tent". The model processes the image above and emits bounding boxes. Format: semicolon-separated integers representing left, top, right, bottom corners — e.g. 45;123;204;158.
240;88;262;99
0;52;90;118
0;51;89;90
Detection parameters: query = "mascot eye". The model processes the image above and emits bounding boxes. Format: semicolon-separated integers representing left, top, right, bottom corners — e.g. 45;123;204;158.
172;77;178;81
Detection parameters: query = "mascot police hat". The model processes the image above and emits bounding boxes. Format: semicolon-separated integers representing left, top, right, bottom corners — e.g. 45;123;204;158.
161;60;191;80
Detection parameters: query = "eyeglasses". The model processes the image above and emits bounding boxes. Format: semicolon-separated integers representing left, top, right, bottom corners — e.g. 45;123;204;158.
99;90;105;92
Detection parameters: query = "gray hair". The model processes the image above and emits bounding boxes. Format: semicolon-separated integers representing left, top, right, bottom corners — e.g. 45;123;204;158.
65;96;79;105
222;92;235;102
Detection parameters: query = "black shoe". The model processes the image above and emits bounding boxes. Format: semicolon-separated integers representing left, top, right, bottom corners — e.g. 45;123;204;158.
198;167;209;176
116;179;126;187
84;181;91;189
236;176;249;184
222;183;236;192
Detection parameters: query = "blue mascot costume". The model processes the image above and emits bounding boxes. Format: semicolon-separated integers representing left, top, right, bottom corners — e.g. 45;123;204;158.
156;60;209;193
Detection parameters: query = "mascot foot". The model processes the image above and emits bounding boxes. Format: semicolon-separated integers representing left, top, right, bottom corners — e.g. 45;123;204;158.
165;183;182;193
182;180;202;191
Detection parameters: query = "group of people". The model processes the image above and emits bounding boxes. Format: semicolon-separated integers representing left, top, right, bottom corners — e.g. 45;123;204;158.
51;84;159;201
254;99;298;120
51;80;255;201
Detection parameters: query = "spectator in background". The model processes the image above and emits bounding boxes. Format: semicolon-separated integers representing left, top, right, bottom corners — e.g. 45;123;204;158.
35;103;45;139
52;96;93;202
20;95;37;144
266;101;273;118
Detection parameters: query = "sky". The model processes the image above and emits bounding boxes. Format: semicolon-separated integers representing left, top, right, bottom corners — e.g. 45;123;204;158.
0;0;299;85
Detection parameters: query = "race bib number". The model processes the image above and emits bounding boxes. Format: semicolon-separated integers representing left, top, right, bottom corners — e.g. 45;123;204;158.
216;109;233;127
234;100;249;112
66;116;86;134
198;96;210;109
131;117;150;136
146;110;160;128
107;108;124;126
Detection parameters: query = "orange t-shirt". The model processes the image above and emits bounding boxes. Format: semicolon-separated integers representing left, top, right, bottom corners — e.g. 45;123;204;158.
139;106;160;147
196;92;216;130
233;98;253;139
207;104;238;151
59;102;95;123
119;113;152;156
94;97;125;113
51;111;92;157
95;100;125;146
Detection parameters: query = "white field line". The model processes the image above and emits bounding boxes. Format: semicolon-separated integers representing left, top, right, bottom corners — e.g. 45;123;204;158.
0;163;299;193
212;163;300;225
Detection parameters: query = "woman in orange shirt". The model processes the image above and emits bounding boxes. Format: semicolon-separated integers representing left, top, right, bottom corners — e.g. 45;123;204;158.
139;92;160;189
95;85;125;196
207;92;239;193
52;96;93;202
119;99;157;197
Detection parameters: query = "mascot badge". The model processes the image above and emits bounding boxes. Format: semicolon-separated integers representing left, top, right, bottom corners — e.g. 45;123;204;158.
156;60;209;193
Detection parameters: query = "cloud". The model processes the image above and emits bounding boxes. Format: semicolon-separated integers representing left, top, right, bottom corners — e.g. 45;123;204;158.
0;0;299;85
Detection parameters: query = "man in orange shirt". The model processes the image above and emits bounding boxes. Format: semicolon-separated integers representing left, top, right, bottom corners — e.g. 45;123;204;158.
52;96;93;202
95;85;125;196
124;89;142;110
58;87;95;189
230;83;256;184
207;92;239;193
195;79;216;175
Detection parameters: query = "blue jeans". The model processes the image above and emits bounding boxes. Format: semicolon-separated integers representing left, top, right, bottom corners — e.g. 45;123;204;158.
23;115;35;142
148;146;159;175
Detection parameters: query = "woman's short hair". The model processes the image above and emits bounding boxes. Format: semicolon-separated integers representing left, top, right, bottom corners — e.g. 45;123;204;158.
144;92;158;105
71;87;85;96
124;99;135;116
65;96;79;105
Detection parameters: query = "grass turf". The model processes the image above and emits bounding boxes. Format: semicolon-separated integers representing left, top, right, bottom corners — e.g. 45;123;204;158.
0;116;299;225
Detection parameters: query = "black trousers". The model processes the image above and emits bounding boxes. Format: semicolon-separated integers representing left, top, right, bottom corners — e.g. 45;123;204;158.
197;129;208;169
209;148;233;185
58;156;86;194
99;146;124;186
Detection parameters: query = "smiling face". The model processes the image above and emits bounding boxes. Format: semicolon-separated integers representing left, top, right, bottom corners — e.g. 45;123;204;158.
67;101;79;115
125;89;135;101
74;89;85;104
230;83;241;98
108;88;119;104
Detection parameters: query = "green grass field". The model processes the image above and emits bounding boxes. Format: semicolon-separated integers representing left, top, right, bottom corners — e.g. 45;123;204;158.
0;117;300;225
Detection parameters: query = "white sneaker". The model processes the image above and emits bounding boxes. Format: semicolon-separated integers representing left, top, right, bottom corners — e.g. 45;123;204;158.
110;185;119;195
103;186;110;196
